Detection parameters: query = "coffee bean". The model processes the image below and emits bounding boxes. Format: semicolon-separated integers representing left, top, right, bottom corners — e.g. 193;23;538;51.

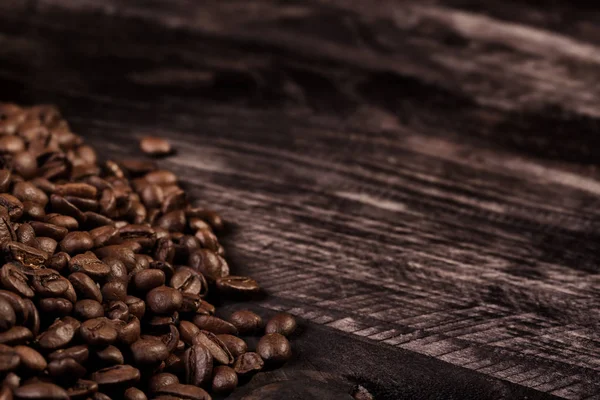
112;316;141;345
119;159;156;176
38;297;73;316
155;384;211;400
257;333;292;365
144;170;177;186
233;352;264;376
35;237;58;256
37;319;74;350
29;222;68;241
80;318;117;346
44;214;78;231
90;364;140;389
148;373;179;394
103;258;128;283
0;297;16;331
216;334;247;359
94;345;124;367
4;242;48;268
47;358;86;384
83;212;113;229
101;281;127;303
154;237;175;264
12;345;45;373
123;296;145;320
65;379;98;400
197;300;216;316
149;261;174;282
54;183;97;199
228;310;262;335
0;326;33;345
140;185;164;209
50;195;86;222
216;276;260;296
0;263;34;298
192;331;233;365
146;286;182;315
212;365;238;395
69;252;110;279
69;272;102;302
265;313;297;336
0;344;20;372
13;382;69;400
23;300;39;336
155;210;186;233
183;343;213;386
23;201;46;221
0;210;16;246
124;387;147;400
16;223;36;247
59;231;94;255
132;269;165;293
192;316;238;335
94;245;136;272
0;290;28;323
131;338;169;366
48;345;89;364
106;301;129;321
0;170;11;193
169;267;206;297
188;249;229;282
186;208;224;232
74;299;104;320
92;393;112;400
140;137;172;157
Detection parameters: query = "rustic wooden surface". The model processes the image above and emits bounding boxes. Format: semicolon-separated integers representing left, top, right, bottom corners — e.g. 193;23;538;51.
0;1;599;399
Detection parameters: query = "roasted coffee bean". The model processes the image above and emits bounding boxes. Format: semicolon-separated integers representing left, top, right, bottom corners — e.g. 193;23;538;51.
179;293;202;314
54;183;97;199
66;379;98;400
140;137;172;157
132;269;165;293
186;208;224;232
106;301;129;322
63;196;98;212
192;331;233;365
123;296;145;320
80;318;117;346
257;333;292;365
0;290;27;323
147;312;179;331
12;346;46;373
228;310;262;335
44;214;78;231
119;159;156;176
124;387;147;400
39;297;73;316
16;223;36;247
216;276;260;296
94;345;124;367
197;300;215;316
13;382;69;400
233;352;264;376
30;269;68;297
101;281;127;303
146;286;182;315
0;326;32;345
94;245;136;272
178;321;200;346
0;263;34;298
4;242;48;268
0;210;16;245
2;371;20;390
29;222;67;241
160;190;186;214
155;210;186;233
47;252;69;272
216;334;247;359
59;231;94;255
48;345;89;364
0;297;16;331
154;237;175;264
149;261;174;282
212;365;238;395
140;185;164;209
90;364;141;390
89;226;119;249
113;316;141;345
193;315;237;335
0;344;20;372
0;194;24;221
183;344;213;386
37;319;74;350
69;272;102;302
0;170;11;193
74;299;104;320
92;393;112;400
169;267;206;297
47;357;86;384
23;201;46;221
145;170;177;186
265;313;297;336
103;258;127;283
188;249;229;282
131;338;169;366
155;384;211;400
69;252;110;279
23;299;39;336
35;237;58;256
83;212;113;229
193;228;219;252
13;182;48;207
148;373;179;394
118;224;155;249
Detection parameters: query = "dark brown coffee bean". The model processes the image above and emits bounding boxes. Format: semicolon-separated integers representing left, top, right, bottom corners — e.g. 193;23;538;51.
188;249;229;282
63;196;98;212
50;195;86;223
212;365;238;395
192;331;233;365
4;242;48;268
144;170;177;185
54;183;97;199
140;185;163;209
14;345;46;373
0;344;20;373
44;214;78;231
169;267;206;298
160;190;186;214
233;352;264;376
35;237;57;256
179;293;202;314
156;210;185;233
123;296;145;320
0;136;25;154
0;194;23;222
105;301;128;321
82;212;113;229
132;269;165;293
23;201;46;221
74;299;104;320
147;312;179;331
154;237;175;264
1;263;34;298
216;334;247;359
103;258;127;283
94;345;124;367
30;269;68;297
178;321;200;346
265;313;297;336
39;297;73;316
37;319;74;350
80;318;117;346
92;393;112;400
90;364;140;389
65;379;98;400
140;137;172;157
216;276;260;296
118;224;155;249
197;300;215;316
47;358;86;384
2;371;20;391
13;382;69;400
23;299;39;336
47;252;69;272
257;333;292;365
0;297;15;331
146;286;182;315
48;345;89;364
149;261;174;282
94;245;136;272
69;252;110;279
98;189;116;218
0;326;32;345
183;344;213;386
101;281;127;303
0;170;11;193
69;272;102;302
16;223;36;247
131;338;169;366
89;226;119;249
229;310;262;335
29;222;67;241
13;182;48;207
155;384;210;400
163;353;184;376
59;231;94;255
0;290;27;323
158;324;180;353
193;228;219;253
192;315;237;335
0;210;16;246
124;387;147;400
119;159;156;176
148;373;179;394
112;316;141;345
186;208;224;232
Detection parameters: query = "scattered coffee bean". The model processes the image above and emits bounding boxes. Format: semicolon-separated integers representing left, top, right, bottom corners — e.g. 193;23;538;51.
139;137;172;157
229;310;263;335
131;338;169;366
183;344;213;386
193;315;238;335
257;333;292;365
148;373;179;394
13;382;69;400
216;334;247;359
212;365;238;395
265;312;297;336
233;352;264;376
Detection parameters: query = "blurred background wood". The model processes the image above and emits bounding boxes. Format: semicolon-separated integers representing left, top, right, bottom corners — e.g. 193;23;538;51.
0;0;598;398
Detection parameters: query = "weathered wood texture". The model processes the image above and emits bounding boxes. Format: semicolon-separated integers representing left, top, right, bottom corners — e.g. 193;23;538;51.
0;1;598;399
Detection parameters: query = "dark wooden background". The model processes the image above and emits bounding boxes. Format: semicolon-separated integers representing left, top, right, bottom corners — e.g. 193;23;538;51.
0;1;599;399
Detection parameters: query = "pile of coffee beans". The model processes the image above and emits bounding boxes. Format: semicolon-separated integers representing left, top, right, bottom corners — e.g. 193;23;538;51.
0;103;296;400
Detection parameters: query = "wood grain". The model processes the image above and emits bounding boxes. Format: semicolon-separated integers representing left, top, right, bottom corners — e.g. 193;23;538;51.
0;1;598;398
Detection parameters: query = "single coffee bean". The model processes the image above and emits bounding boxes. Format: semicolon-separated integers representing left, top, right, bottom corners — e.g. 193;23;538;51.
197;300;216;316
0;297;16;331
54;183;97;199
13;382;69;400
30;269;69;297
101;281;127;303
0;290;27;323
90;364;141;390
155;210;186;233
140;184;164;209
216;276;260;296
118;224;155;249
69;272;102;302
169;267;206;297
147;312;179;331
69;252;110;279
0;136;25;154
186;208;224;232
47;252;69;272
106;301;129;321
228;310;262;335
257;333;292;365
212;365;238;395
63;195;98;212
0;194;24;221
193;228;219;252
216;334;247;359
39;297;73;316
103;258;128;283
154;237;175;264
4;242;48;268
44;214;78;231
112;316;141;345
146;286;183;315
37;319;74;350
233;352;264;376
132;269;165;293
119;159;156;176
192;315;238;335
83;212;114;229
144;170;177;185
131;338;170;366
47;358;86;385
160;190;186;214
0;263;34;298
35;237;58;256
0;170;11;193
65;379;98;400
0;326;33;345
2;371;20;389
188;249;229;282
92;393;112;400
23;299;39;336
140;137;172;157
265;313;297;336
179;293;202;314
94;245;136;272
124;387;147;400
148;373;179;394
29;222;68;241
0;344;20;372
123;296;145;320
16;223;36;246
59;231;94;255
178;321;200;346
89;226;119;248
74;299;104;320
192;330;233;365
0;211;16;246
94;345;124;368
149;261;174;282
23;201;46;221
155;384;210;400
48;345;89;364
80;318;118;346
50;195;86;222
12;182;48;207
183;344;213;387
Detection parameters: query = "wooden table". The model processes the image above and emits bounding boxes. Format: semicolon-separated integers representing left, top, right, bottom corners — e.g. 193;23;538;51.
0;1;598;399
